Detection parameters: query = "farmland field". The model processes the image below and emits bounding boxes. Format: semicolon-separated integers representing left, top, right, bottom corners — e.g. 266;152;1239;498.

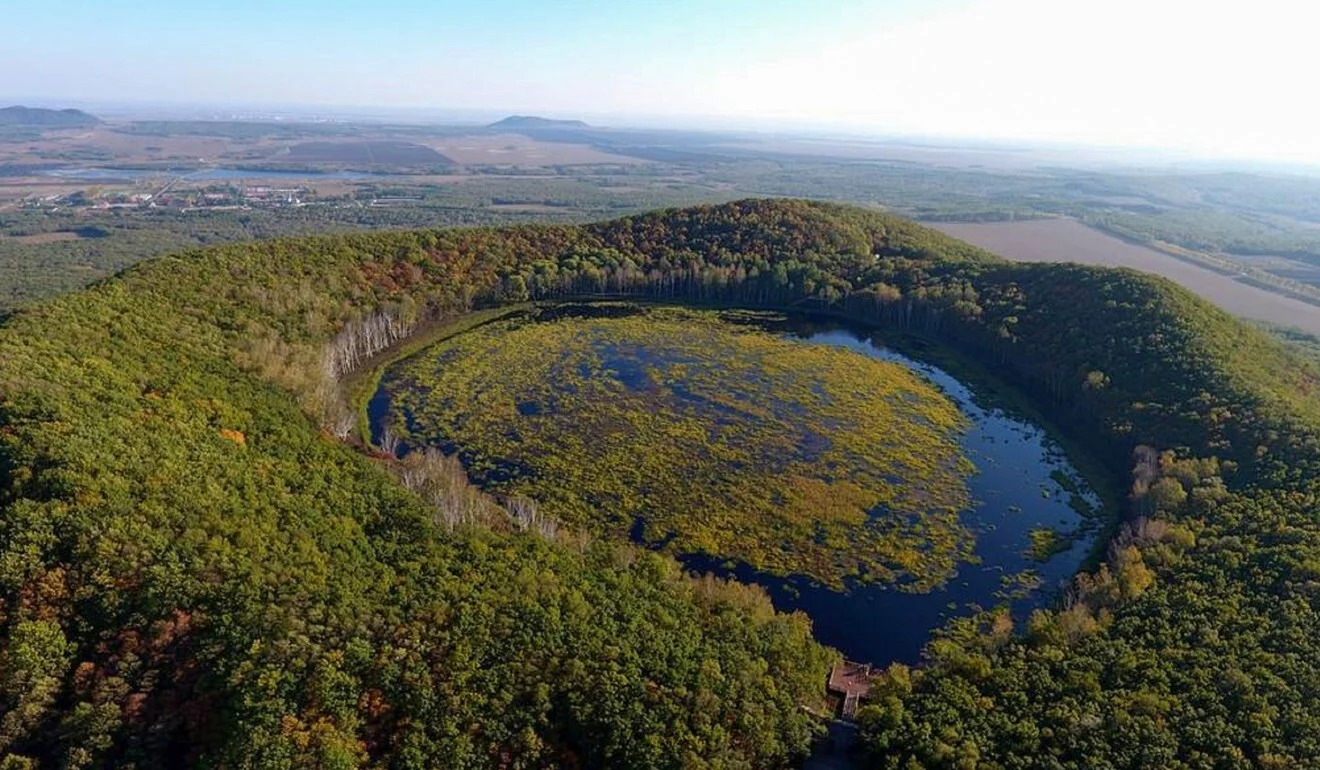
1;231;86;244
423;133;648;165
933;218;1320;335
276;140;454;165
0;126;237;165
1233;253;1320;285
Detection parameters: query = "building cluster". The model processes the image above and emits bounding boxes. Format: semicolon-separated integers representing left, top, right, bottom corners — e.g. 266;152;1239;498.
19;185;310;212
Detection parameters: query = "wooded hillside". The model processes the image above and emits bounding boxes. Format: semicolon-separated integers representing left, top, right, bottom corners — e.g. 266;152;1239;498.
2;199;1319;768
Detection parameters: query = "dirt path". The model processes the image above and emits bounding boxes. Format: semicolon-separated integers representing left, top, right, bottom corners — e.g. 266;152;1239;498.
803;721;862;770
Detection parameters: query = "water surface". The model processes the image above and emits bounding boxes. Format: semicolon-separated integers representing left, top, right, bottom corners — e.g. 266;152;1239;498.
371;309;1101;665
678;322;1099;664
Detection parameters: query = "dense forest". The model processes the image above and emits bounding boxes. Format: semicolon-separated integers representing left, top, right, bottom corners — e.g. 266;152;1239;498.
3;199;1320;767
1082;206;1320;262
7;154;1320;316
0;177;728;310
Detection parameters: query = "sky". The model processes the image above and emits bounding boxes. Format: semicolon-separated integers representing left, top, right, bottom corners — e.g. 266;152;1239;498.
3;0;1317;162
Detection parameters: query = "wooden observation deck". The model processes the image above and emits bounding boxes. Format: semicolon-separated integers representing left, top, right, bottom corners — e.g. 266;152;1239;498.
827;660;873;720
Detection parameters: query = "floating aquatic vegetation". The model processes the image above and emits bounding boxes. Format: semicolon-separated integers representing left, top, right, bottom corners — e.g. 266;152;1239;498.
384;304;977;589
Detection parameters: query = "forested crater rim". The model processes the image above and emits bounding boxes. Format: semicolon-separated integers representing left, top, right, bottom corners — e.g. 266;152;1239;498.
4;199;1320;767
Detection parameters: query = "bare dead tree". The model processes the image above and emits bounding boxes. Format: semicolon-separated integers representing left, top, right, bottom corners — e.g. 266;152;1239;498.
378;425;402;458
394;447;503;532
312;304;427;437
507;494;537;531
323;399;356;439
507;494;560;540
324;307;420;381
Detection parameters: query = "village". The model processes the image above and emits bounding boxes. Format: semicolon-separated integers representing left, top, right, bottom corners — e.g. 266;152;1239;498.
16;182;314;212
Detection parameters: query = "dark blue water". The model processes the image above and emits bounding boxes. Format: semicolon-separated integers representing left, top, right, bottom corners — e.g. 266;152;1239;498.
677;327;1099;665
370;312;1102;666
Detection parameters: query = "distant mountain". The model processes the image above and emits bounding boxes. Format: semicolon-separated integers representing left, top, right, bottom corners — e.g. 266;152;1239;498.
0;106;102;128
487;115;589;130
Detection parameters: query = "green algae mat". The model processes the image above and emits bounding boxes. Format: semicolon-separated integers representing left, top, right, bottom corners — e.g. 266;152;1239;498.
380;304;976;588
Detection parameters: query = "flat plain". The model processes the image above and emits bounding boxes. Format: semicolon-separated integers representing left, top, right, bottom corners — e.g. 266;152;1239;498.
933;218;1320;335
421;133;648;165
276;140;454;165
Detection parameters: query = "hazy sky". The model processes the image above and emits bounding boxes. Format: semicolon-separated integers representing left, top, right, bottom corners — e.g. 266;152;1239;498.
3;0;1316;161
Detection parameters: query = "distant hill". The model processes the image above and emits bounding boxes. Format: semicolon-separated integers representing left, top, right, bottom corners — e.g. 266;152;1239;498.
487;115;589;130
0;105;101;128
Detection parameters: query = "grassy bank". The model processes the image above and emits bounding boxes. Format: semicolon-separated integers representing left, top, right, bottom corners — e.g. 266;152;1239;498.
345;304;528;445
